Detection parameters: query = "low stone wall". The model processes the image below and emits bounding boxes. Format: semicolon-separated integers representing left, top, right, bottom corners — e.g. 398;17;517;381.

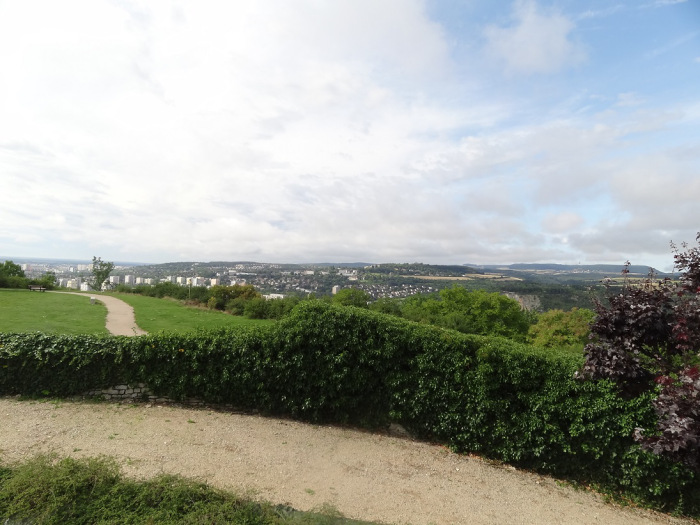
84;384;207;407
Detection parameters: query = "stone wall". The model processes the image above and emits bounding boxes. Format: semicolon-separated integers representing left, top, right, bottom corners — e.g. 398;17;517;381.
84;383;206;407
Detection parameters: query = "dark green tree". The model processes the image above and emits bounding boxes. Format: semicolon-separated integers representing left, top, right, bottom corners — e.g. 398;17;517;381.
528;307;594;349
331;288;371;308
369;297;402;316
207;284;260;313
399;286;530;341
0;260;27;288
0;260;24;277
87;256;114;291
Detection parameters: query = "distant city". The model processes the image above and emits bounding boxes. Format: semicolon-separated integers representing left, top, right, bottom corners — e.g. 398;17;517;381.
5;256;660;310
11;259;440;299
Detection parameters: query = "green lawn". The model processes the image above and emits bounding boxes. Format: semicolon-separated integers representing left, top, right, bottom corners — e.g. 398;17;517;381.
111;293;272;333
0;289;271;335
0;289;109;334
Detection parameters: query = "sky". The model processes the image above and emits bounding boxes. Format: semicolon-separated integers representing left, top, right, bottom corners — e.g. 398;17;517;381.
1;0;699;270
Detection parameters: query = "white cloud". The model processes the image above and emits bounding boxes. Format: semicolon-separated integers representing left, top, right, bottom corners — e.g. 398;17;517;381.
483;0;587;75
648;0;687;6
0;0;697;268
577;5;625;20
615;92;645;107
542;212;584;234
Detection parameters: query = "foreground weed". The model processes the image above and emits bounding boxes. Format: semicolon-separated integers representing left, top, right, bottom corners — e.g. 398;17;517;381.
0;454;378;524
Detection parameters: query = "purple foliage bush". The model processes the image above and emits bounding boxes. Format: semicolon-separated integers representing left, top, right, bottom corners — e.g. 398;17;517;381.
581;234;700;471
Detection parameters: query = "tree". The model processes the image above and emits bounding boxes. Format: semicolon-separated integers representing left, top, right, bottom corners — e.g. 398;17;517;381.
528;307;594;349
398;286;531;341
243;297;270;319
580;235;700;471
0;260;24;278
332;288;371;308
370;297;402;316
87;256;114;291
0;260;27;289
207;284;260;314
33;271;56;290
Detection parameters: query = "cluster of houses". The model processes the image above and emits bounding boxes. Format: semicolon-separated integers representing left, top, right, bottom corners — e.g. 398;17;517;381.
56;275;222;292
31;261;361;296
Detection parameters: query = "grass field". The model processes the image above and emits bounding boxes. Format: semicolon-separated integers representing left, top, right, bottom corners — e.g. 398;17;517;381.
111;293;273;333
0;289;109;334
0;289;271;335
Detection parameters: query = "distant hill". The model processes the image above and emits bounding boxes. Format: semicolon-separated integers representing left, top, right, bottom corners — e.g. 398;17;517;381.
480;263;667;276
364;263;483;277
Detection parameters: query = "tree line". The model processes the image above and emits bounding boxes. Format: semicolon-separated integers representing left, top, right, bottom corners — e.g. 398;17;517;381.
0;260;56;290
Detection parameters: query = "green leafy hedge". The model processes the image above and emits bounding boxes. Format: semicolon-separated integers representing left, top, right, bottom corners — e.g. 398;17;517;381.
1;302;698;515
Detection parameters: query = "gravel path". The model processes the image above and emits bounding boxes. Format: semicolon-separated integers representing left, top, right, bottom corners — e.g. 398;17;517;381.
0;398;696;525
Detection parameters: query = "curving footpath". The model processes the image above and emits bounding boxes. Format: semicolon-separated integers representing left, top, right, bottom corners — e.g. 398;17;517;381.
0;398;695;525
53;292;147;336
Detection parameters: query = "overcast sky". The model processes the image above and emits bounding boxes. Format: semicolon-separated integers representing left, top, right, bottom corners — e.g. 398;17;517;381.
1;0;699;269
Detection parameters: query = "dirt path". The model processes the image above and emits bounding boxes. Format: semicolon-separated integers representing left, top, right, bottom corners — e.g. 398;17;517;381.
0;398;695;525
54;292;147;336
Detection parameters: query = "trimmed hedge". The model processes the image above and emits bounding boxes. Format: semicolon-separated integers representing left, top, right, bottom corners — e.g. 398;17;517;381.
1;302;698;515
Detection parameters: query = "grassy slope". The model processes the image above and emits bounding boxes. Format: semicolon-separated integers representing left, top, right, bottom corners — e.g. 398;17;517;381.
0;289;108;334
111;293;273;333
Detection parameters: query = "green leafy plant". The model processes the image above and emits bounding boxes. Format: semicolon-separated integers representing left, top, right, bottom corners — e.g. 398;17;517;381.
580;235;700;472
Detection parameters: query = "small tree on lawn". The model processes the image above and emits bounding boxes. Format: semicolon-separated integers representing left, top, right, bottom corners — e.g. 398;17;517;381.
88;256;115;291
580;234;700;471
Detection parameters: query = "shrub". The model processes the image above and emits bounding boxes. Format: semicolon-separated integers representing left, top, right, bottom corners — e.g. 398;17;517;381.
581;235;700;472
1;301;699;515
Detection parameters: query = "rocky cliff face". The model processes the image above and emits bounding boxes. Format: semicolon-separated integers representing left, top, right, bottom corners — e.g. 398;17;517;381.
503;292;541;311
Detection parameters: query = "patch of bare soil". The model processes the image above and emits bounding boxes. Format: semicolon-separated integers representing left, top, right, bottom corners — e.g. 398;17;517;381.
0;398;696;525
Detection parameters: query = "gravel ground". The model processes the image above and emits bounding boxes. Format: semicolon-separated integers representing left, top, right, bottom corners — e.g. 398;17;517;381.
0;397;697;525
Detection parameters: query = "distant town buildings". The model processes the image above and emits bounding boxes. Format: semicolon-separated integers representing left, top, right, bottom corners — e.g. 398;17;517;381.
15;259;446;301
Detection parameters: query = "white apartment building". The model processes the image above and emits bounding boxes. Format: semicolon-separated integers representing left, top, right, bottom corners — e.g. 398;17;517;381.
66;278;81;289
